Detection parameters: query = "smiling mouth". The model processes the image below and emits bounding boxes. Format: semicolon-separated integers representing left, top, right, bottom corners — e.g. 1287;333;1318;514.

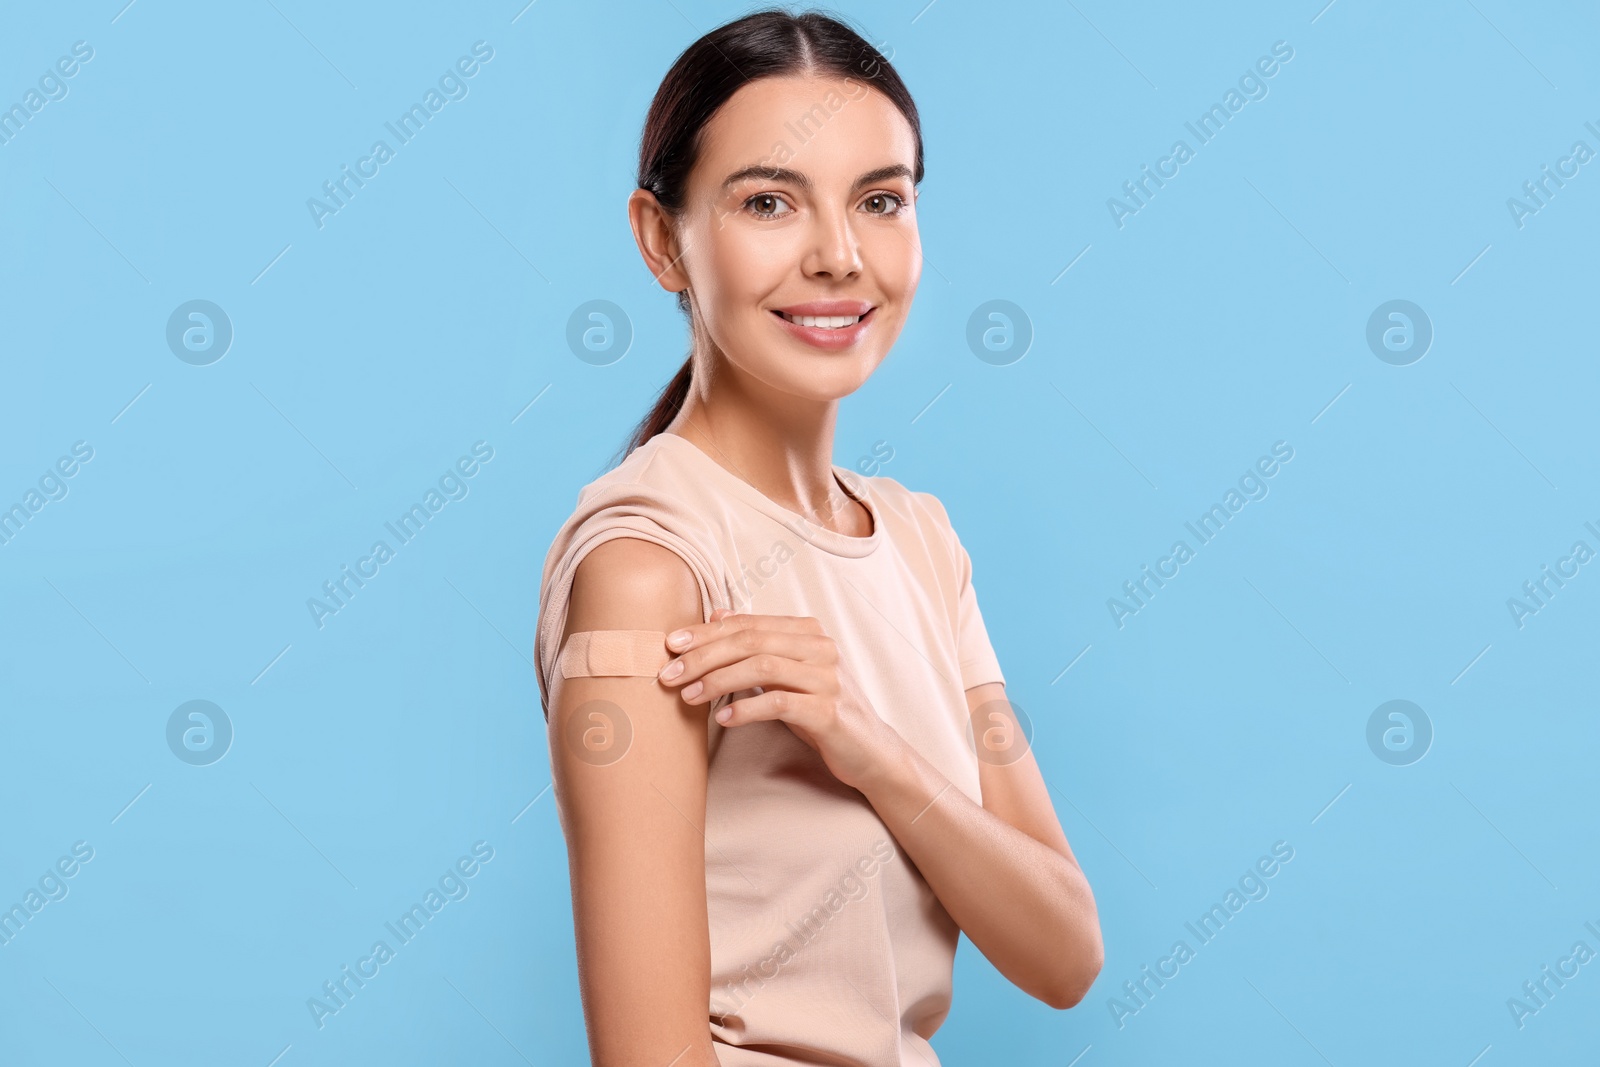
773;308;873;329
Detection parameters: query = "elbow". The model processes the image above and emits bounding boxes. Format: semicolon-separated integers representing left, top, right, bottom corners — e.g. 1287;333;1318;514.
1043;930;1104;1010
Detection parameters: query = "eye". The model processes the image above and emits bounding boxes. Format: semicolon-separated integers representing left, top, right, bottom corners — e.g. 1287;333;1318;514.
745;192;794;219
861;192;908;217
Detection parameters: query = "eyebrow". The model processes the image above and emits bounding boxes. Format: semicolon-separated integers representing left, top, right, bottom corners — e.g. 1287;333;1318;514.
720;163;914;193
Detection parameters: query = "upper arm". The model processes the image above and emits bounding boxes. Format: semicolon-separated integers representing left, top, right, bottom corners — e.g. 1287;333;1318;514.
548;536;719;1066
968;681;1079;867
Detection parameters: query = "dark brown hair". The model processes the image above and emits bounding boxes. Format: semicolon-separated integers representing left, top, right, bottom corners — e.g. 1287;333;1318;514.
617;6;923;462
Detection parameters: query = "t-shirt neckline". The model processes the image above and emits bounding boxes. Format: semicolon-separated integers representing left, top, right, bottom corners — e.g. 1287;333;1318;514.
653;432;883;558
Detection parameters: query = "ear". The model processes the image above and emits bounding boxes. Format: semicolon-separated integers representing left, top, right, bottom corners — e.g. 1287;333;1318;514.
628;188;690;295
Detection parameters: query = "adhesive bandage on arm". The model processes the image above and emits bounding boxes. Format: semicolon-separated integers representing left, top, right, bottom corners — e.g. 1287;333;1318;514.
557;629;673;679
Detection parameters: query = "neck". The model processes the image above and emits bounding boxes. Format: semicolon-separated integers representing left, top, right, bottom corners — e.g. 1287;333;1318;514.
663;367;860;535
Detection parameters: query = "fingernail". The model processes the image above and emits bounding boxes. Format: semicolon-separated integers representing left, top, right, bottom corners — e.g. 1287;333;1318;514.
682;681;703;700
716;706;732;723
667;630;691;648
659;659;683;681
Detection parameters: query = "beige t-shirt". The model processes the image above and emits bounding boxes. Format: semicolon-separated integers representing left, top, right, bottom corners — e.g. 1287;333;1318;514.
535;431;1006;1066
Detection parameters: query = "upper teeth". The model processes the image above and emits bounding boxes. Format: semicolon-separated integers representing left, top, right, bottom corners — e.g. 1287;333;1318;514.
781;312;862;328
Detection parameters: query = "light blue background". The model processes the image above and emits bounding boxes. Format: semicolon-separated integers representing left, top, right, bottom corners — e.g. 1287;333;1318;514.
3;1;1596;1064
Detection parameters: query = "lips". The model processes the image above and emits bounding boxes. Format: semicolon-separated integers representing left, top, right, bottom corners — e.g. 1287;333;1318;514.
770;300;875;330
770;305;876;350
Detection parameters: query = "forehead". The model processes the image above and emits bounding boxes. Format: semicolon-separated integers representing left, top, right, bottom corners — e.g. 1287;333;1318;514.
694;73;916;185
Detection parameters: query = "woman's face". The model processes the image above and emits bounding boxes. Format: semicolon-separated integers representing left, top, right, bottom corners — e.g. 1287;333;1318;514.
648;73;921;402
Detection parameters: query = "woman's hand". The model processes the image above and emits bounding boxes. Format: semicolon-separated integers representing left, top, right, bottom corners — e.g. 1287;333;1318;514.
656;608;891;791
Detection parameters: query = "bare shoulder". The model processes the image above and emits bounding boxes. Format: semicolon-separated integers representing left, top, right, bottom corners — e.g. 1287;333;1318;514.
565;535;703;634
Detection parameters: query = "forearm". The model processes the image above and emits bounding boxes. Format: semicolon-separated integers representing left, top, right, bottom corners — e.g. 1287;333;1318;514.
855;720;1102;1008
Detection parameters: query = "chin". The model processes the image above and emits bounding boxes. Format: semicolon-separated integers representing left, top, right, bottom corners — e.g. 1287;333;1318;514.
806;364;877;400
763;359;876;401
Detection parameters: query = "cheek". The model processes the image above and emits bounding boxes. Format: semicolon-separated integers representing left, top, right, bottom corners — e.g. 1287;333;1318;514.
866;226;920;297
861;237;919;341
701;231;796;331
724;226;802;285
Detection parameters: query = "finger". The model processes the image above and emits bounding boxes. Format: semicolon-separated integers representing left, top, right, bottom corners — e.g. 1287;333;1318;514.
716;686;813;727
677;654;828;706
656;607;752;684
665;612;821;654
659;629;834;690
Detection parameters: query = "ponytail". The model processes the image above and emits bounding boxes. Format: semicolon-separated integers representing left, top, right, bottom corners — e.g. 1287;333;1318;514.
615;354;693;467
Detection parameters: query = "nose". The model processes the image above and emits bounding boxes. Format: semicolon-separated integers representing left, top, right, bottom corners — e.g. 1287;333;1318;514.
801;202;862;280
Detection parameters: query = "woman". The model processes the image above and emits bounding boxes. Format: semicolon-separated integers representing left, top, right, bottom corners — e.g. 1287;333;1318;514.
535;9;1102;1065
